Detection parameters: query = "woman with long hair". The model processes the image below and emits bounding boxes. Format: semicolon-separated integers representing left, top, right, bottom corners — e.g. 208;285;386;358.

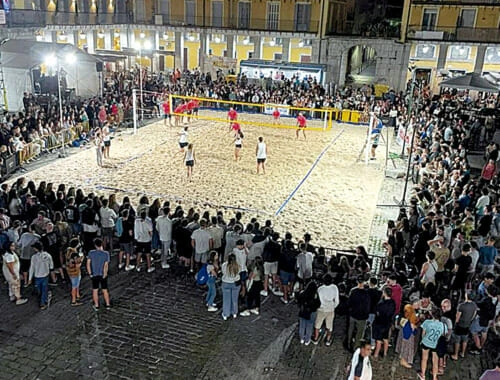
184;143;195;179
206;250;219;312
240;256;265;316
221;253;241;320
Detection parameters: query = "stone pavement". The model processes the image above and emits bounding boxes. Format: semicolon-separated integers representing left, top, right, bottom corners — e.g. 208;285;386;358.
0;258;485;380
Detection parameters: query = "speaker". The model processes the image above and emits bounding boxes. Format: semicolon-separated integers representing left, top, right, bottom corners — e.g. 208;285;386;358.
96;62;103;72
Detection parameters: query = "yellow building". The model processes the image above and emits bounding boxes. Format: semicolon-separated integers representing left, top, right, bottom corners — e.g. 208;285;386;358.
401;0;500;91
5;0;337;73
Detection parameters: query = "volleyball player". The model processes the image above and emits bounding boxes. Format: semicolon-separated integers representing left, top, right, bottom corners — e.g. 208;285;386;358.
174;101;186;127
177;126;189;153
234;130;243;161
184;143;195;179
230;121;241;135
272;107;281;125
227;107;238;130
162;99;172;126
296;112;307;140
256;136;267;174
186;99;197;123
102;123;111;159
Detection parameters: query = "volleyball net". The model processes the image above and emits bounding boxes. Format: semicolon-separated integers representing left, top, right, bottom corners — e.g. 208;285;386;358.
168;94;335;131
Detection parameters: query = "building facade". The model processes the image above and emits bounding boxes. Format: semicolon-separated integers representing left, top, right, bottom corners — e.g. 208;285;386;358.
401;0;500;92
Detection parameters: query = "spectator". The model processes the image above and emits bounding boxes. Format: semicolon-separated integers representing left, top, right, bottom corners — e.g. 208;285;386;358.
86;238;111;310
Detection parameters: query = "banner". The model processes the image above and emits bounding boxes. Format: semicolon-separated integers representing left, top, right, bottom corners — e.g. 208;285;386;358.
263;104;290;116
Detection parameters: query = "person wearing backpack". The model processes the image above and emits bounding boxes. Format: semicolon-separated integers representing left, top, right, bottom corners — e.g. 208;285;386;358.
297;279;320;345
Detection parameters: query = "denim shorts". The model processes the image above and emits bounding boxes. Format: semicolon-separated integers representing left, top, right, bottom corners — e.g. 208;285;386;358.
280;270;295;285
470;317;488;335
70;275;81;289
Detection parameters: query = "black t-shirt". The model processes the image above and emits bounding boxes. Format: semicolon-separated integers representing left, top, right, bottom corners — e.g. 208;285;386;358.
263;239;281;263
41;231;59;255
374;298;396;327
367;288;382;314
119;218;135;244
64;205;80;224
348;288;371;320
455;255;472;276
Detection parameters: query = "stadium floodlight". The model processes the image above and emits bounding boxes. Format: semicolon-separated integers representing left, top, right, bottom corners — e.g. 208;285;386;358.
44;54;57;68
144;40;152;50
139;31;146;39
134;41;142;51
65;53;76;64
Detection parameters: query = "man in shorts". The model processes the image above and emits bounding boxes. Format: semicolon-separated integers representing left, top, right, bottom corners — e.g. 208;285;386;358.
191;219;213;272
134;211;155;273
117;209;135;271
312;273;339;346
451;291;478;360
261;232;282;297
470;285;498;355
87;238;111;310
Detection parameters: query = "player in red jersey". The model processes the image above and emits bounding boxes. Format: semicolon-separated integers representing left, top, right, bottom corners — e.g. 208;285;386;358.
272;107;281;125
162;99;172;126
296;112;307;140
174;102;186;127
227;107;238;130
230;122;241;135
186;99;197;123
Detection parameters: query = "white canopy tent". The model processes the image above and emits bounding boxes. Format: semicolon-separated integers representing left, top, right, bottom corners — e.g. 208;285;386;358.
0;39;102;111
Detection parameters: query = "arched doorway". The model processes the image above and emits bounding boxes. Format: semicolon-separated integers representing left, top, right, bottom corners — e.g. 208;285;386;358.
345;45;377;85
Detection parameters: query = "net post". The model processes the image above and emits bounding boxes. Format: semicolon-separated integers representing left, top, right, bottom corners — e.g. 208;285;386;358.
323;110;327;130
328;110;333;130
365;113;374;165
132;89;137;135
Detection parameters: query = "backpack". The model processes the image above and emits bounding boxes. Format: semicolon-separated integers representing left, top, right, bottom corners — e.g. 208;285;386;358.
196;263;209;286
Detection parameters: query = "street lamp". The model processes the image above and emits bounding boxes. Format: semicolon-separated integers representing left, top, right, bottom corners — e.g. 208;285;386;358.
44;52;76;158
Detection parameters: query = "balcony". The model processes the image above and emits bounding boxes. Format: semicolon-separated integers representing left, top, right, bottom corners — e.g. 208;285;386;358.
2;10;319;34
411;0;500;4
407;25;500;43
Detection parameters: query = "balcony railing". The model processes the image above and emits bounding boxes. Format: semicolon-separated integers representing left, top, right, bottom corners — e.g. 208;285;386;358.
411;0;500;5
3;10;319;34
407;25;500;43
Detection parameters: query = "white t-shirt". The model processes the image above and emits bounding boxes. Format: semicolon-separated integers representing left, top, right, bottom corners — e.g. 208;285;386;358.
348;348;372;380
191;228;212;254
257;142;267;159
317;284;339;313
179;129;188;144
232;247;247;272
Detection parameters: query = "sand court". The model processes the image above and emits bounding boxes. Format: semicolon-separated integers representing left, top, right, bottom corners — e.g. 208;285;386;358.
9;111;385;249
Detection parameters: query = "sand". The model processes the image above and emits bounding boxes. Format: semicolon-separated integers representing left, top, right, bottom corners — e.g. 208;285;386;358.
8;111;386;250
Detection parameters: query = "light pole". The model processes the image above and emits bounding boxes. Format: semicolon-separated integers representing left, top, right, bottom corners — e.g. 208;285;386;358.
134;39;152;123
44;52;76;158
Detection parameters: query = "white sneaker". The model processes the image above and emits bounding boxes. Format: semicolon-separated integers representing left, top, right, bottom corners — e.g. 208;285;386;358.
280;297;288;304
260;290;268;297
222;315;228;321
300;339;305;344
250;308;260;315
125;265;135;271
233;314;237;319
136;267;141;272
161;263;170;269
118;263;124;269
208;306;218;312
240;310;251;316
272;288;284;297
147;267;156;273
16;298;28;305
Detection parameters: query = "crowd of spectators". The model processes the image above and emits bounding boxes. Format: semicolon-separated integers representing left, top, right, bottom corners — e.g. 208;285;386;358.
1;66;500;379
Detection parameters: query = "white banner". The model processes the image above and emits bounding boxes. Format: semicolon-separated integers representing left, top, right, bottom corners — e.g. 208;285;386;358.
264;104;290;116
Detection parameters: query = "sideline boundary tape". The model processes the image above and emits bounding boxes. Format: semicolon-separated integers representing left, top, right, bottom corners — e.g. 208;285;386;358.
274;128;346;217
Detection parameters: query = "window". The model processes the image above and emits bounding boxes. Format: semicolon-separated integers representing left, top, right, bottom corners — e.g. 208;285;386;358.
158;0;170;21
267;2;280;30
448;45;470;60
212;1;223;27
459;9;476;28
422;9;437;31
185;0;196;25
485;47;500;63
274;53;283;60
136;0;146;22
295;3;311;32
238;1;250;29
248;51;254;59
415;44;436;59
